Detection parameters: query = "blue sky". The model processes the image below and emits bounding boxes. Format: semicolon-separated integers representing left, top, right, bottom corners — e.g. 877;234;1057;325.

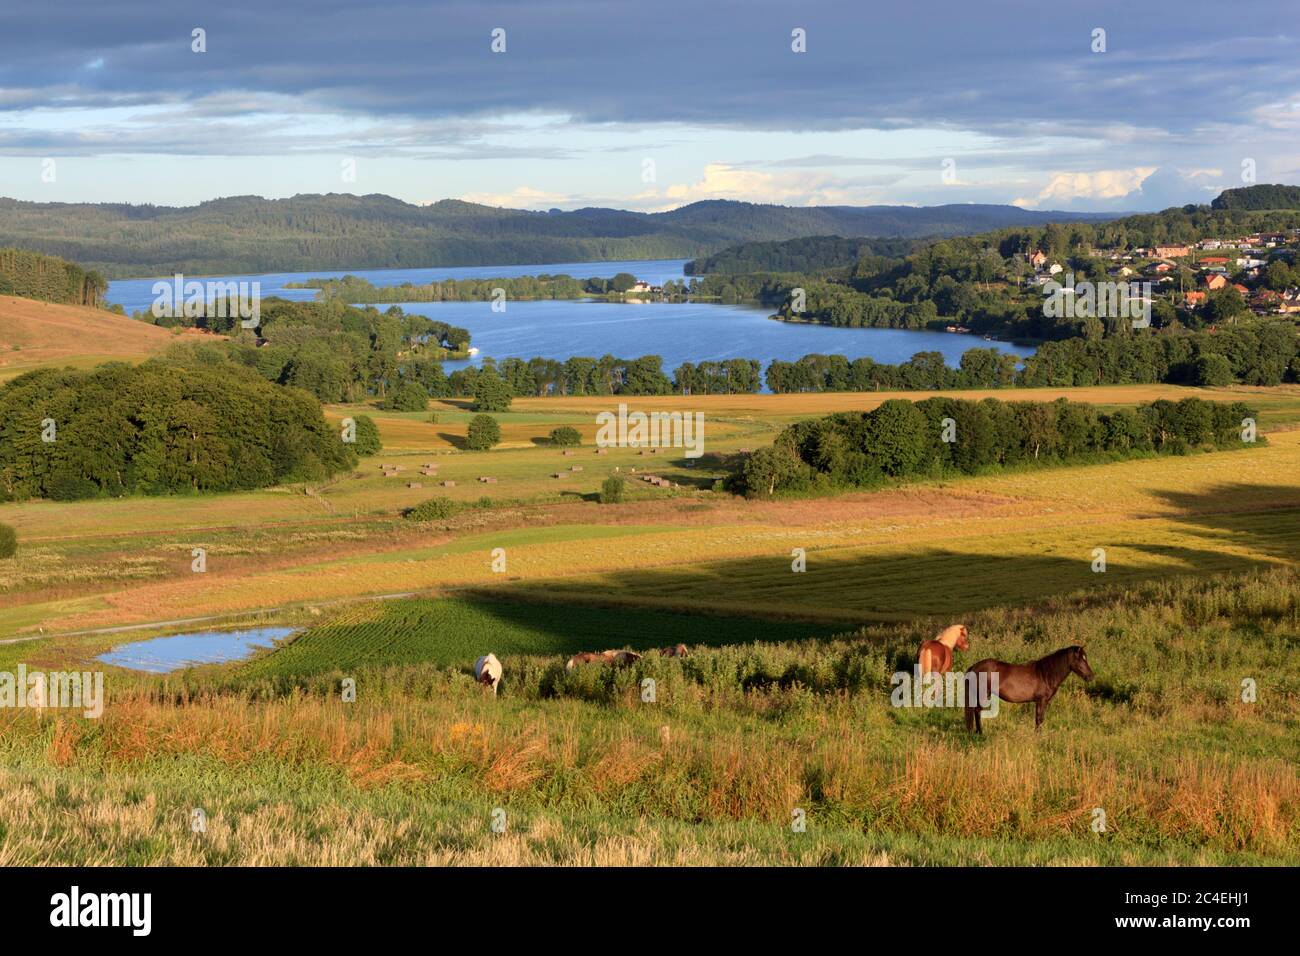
1;0;1297;211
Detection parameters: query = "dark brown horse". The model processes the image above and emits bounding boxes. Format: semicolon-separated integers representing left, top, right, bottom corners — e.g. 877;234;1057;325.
964;646;1094;733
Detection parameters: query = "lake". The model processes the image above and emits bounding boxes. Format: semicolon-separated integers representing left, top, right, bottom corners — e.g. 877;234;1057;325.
96;626;296;673
106;258;1034;377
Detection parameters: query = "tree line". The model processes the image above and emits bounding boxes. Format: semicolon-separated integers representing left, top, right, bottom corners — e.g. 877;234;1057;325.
768;324;1298;393
373;320;1298;408
0;361;355;501
0;248;106;306
734;396;1259;497
289;273;689;303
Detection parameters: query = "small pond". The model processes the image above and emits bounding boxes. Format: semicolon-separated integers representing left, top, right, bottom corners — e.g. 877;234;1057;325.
96;626;296;673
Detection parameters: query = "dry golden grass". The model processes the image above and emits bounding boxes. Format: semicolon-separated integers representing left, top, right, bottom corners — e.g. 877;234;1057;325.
0;294;173;376
20;429;1299;633
513;383;1282;416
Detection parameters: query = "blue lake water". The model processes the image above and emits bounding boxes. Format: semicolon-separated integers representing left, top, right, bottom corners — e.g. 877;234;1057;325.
96;626;296;673
106;257;1035;378
105;258;694;315
400;299;1034;374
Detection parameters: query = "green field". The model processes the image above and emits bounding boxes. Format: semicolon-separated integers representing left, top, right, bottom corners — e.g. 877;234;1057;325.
2;384;1298;866
240;598;841;677
1;569;1295;865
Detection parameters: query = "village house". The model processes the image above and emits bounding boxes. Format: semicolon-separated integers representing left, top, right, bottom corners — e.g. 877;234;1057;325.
1204;273;1228;290
1153;245;1191;259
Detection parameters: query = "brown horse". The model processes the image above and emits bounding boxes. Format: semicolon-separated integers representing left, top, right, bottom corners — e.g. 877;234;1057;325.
918;624;968;675
964;645;1094;733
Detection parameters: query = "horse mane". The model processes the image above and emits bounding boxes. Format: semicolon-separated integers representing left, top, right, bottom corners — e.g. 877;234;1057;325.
1037;647;1075;682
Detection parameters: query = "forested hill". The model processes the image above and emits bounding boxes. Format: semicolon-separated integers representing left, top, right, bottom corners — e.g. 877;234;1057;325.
1211;184;1300;210
685;235;924;275
0;193;1112;278
0;247;106;306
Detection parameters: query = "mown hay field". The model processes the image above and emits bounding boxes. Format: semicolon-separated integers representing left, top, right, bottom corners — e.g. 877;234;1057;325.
9;426;1297;635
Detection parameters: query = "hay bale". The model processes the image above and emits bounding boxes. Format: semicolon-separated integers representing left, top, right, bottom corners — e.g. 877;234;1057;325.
441;480;456;487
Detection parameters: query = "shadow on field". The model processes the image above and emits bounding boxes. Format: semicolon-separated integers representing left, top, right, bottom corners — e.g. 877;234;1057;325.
1144;483;1300;565
252;479;1299;678
437;432;469;449
488;482;1298;622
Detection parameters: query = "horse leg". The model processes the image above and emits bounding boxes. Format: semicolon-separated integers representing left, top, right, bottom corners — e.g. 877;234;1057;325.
1035;699;1046;729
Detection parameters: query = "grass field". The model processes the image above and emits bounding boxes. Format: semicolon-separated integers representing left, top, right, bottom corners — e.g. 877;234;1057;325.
0;294;174;379
1;379;1297;865
1;569;1295;865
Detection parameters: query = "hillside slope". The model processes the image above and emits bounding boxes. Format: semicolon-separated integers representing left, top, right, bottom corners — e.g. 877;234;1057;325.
0;194;1114;278
0;294;174;378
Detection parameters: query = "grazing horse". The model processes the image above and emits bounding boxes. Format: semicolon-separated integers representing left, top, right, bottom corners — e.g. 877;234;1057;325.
565;649;643;671
918;624;969;675
964;645;1094;733
474;653;503;696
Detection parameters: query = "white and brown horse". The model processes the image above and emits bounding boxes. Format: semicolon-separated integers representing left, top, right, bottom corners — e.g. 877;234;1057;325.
918;624;969;675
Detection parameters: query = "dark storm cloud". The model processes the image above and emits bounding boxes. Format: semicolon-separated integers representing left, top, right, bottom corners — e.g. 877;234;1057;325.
0;0;1295;139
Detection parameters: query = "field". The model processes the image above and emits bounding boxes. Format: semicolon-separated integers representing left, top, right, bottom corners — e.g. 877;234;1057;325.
0;381;1297;865
1;570;1295;865
0;294;174;379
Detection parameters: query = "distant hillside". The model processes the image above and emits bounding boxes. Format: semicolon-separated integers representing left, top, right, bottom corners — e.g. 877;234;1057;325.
0;247;106;306
1212;184;1300;211
0;294;172;379
0;193;1113;278
686;235;923;275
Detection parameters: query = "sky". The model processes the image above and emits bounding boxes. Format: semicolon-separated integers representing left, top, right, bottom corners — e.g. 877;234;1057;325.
1;0;1297;212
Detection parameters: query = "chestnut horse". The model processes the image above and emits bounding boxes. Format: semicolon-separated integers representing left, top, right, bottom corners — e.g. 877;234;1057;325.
918;624;969;675
964;645;1094;733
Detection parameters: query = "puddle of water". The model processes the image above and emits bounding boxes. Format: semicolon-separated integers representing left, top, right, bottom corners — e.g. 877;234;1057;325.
96;627;297;674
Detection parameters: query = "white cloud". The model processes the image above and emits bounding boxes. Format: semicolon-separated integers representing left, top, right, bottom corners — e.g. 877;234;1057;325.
1014;167;1156;208
455;185;574;209
652;163;864;209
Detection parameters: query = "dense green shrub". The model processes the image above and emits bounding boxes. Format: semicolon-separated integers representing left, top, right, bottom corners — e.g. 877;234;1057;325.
466;414;501;450
381;381;429;412
600;475;625;504
349;414;382;455
1191;353;1235;387
471;370;513;412
405;496;459;522
0;523;16;558
548;426;581;446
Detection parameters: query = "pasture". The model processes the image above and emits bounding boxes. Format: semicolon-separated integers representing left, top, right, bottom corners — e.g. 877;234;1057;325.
0;380;1297;866
0;568;1295;865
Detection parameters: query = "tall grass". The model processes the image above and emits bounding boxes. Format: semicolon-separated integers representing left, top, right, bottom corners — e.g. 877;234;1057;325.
0;568;1296;865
